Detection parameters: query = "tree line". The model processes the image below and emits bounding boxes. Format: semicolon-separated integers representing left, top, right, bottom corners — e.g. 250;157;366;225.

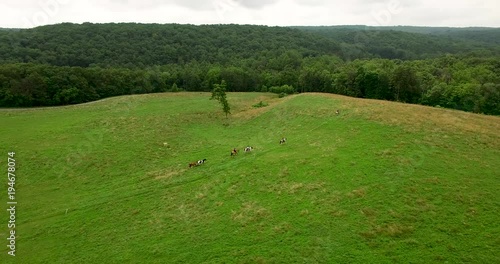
1;54;498;115
0;23;498;114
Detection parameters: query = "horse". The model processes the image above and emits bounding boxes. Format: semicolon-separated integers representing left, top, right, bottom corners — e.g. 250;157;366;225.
189;159;206;168
279;138;287;144
231;148;238;156
244;146;253;152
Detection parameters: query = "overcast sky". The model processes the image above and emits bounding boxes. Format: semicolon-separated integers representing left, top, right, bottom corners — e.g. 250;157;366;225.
1;0;499;28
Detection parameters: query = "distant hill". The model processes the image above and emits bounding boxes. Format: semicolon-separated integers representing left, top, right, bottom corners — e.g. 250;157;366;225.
0;23;343;67
367;26;500;45
1;23;499;67
293;26;500;60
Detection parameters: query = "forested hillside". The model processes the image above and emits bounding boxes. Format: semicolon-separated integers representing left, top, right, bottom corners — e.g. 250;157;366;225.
1;24;499;65
294;26;500;60
0;23;498;115
0;23;343;67
362;26;500;45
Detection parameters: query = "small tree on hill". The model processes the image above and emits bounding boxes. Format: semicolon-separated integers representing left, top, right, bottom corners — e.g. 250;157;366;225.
211;80;231;117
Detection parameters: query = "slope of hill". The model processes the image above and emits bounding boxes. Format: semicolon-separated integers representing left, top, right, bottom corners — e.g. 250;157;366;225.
1;92;498;263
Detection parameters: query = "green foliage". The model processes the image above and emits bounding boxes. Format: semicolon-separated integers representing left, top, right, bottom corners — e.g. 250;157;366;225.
391;65;420;103
55;87;81;104
211;80;231;117
0;54;499;115
1;24;498;66
252;101;269;108
293;26;500;59
169;83;183;92
269;84;296;95
0;23;343;66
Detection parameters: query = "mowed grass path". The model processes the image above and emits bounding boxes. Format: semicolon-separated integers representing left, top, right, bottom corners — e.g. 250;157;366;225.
1;92;499;263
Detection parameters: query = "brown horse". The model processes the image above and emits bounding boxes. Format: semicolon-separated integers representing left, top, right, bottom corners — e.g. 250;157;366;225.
231;148;238;156
189;162;197;168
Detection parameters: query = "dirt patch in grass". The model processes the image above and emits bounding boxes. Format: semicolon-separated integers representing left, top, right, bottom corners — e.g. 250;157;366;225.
273;222;292;234
233;94;298;120
231;201;270;226
146;168;185;180
361;207;378;218
169;202;209;223
268;181;327;194
361;223;414;239
330;209;347;218
348;187;367;198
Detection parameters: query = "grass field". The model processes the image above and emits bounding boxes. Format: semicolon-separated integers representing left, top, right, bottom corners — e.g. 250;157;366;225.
1;92;499;263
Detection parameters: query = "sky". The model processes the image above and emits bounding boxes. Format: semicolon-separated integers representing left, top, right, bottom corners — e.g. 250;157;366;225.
0;0;499;29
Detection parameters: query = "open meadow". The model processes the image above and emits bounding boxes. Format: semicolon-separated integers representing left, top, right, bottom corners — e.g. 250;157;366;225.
0;92;499;263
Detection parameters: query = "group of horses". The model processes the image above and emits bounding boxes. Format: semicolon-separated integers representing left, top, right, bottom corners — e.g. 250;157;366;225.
230;146;254;156
187;109;340;168
189;109;340;168
188;137;287;168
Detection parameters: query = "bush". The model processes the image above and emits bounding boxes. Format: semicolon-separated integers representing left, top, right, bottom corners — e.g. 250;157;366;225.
169;83;183;92
269;84;296;95
252;101;269;108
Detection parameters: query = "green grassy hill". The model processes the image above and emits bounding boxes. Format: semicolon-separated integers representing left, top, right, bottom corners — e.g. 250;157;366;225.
1;92;499;263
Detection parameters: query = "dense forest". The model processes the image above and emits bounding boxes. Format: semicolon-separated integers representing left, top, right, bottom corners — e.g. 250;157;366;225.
0;23;499;115
294;26;500;60
0;23;343;67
